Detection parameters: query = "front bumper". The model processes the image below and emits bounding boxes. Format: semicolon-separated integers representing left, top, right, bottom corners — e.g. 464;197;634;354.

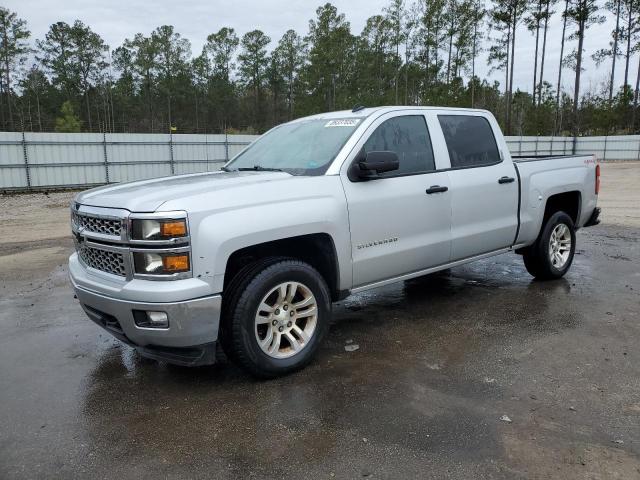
70;275;221;367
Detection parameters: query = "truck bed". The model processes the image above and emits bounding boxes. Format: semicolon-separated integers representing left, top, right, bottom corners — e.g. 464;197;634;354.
512;153;598;245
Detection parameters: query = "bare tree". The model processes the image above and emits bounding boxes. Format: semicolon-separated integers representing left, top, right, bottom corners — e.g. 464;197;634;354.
537;0;557;106
555;0;569;133
593;0;623;101
489;0;527;133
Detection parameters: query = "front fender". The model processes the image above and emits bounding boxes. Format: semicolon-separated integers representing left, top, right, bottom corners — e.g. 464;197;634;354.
188;179;352;294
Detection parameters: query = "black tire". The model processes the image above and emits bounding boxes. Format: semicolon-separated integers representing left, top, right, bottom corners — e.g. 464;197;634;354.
219;256;286;363
222;259;331;378
523;211;576;280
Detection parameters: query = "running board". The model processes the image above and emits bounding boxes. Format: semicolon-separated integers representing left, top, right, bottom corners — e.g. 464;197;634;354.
350;247;513;294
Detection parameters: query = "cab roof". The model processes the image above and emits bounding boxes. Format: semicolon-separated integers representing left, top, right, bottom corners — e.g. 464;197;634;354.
290;105;491;123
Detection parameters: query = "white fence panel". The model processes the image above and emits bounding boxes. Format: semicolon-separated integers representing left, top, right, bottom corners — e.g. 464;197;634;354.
2;132;639;191
0;132;260;190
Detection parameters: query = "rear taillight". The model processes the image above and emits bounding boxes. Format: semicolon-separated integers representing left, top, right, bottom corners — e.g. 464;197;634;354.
595;162;600;195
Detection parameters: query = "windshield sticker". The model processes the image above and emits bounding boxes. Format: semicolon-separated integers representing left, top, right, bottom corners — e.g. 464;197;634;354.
324;119;361;128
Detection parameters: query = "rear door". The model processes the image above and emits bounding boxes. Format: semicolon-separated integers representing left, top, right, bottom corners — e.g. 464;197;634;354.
438;113;519;260
340;111;452;288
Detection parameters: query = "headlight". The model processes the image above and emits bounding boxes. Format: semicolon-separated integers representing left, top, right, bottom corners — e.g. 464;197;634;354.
130;219;187;241
133;251;190;275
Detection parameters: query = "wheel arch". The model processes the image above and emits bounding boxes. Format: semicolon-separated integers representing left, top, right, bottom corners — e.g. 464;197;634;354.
543;190;582;226
223;233;344;302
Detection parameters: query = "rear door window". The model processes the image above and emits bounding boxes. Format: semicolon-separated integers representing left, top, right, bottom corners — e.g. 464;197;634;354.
363;115;435;176
438;115;501;168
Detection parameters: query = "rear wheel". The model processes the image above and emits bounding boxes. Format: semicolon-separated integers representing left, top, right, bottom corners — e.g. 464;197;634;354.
222;259;331;378
523;211;576;280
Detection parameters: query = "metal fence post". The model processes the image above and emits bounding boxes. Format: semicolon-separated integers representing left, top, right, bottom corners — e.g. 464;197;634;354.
572;135;577;155
21;129;31;190
225;131;229;162
102;129;110;183
169;131;175;174
603;135;608;161
205;132;210;171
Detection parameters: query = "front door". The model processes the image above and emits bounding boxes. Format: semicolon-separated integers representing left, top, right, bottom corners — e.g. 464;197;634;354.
340;113;452;288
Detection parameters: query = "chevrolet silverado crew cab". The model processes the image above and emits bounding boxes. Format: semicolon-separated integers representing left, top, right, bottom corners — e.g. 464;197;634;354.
69;106;601;377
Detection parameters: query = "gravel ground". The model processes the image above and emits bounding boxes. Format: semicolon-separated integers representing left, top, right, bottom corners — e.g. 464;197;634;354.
0;163;639;479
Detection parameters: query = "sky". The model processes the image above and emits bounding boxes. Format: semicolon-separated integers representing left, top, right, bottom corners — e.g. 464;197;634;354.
4;0;637;97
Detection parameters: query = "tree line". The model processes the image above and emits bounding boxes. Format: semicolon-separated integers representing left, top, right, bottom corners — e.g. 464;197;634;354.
0;0;639;137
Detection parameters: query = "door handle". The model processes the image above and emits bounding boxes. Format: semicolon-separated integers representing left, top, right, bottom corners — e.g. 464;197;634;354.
426;185;448;194
498;176;515;184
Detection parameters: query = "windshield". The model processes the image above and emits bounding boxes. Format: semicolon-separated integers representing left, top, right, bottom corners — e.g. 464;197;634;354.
225;118;362;175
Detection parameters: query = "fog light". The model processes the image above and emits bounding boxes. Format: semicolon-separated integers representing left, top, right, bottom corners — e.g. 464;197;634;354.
147;311;168;327
134;310;169;328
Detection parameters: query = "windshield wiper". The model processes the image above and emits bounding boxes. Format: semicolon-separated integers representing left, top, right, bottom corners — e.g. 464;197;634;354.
237;165;285;172
220;166;234;172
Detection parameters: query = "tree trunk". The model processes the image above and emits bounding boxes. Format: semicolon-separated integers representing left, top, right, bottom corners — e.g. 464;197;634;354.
533;0;542;105
538;0;550;106
147;80;154;132
0;74;5;129
85;90;92;132
446;18;454;85
35;88;42;132
471;19;477;108
507;11;518;135
287;76;293;120
27;96;32;131
505;24;511;130
572;19;585;137
632;53;640;131
109;83;116;133
555;0;569;134
395;23;400;104
610;0;621;102
4;59;13;130
434;25;440;86
195;92;199;132
623;2;632;90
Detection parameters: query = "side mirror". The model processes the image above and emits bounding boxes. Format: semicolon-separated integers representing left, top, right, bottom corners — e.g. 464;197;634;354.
349;150;399;181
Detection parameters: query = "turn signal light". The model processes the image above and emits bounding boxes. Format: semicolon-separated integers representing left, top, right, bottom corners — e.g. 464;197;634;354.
160;221;187;237
162;254;190;272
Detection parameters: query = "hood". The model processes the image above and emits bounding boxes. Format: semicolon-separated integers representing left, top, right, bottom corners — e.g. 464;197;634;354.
75;170;291;212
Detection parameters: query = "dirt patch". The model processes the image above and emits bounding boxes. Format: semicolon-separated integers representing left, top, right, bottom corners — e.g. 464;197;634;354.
598;162;640;228
0;191;76;245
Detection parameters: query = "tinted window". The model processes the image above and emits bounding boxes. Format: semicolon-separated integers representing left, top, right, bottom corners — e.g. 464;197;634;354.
438;115;501;168
363;115;435;176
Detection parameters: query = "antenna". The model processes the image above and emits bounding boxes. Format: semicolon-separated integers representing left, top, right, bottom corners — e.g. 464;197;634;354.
352;105;366;113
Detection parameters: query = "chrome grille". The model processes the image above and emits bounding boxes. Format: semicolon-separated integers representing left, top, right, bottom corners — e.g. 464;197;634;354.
72;212;122;238
77;243;127;277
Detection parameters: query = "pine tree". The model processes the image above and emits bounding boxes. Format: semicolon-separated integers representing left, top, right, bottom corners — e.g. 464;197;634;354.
0;6;30;130
565;0;605;135
55;100;81;132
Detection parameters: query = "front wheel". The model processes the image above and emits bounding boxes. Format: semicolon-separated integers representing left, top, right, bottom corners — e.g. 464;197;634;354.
222;259;331;378
523;211;576;280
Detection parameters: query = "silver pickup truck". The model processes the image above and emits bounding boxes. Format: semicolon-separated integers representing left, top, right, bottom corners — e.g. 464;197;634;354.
69;106;601;377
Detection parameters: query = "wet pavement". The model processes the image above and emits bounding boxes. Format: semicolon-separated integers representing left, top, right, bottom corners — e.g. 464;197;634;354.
1;222;639;479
